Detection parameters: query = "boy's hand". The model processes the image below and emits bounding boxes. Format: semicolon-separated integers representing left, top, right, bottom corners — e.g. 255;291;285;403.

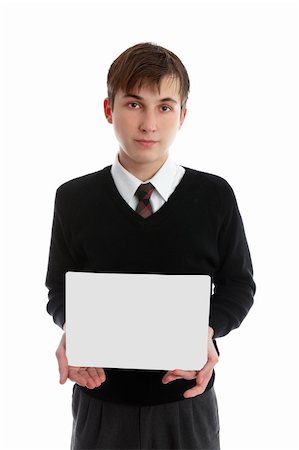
55;332;106;389
161;326;218;398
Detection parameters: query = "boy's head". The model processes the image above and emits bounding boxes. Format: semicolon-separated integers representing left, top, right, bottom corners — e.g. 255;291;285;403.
106;42;190;113
104;43;190;179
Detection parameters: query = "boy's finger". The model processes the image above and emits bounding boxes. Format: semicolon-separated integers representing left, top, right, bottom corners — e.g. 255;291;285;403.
57;354;69;384
162;369;197;384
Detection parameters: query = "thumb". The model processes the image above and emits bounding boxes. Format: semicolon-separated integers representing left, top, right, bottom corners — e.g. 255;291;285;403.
59;360;68;384
56;334;69;384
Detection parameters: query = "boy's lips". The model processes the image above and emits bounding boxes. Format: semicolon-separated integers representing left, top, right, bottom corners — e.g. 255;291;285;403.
135;139;158;147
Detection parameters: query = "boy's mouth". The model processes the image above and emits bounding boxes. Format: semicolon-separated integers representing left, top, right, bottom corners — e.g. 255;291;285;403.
135;139;158;147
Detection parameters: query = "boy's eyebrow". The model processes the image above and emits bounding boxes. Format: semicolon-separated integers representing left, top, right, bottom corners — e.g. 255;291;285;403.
122;93;178;104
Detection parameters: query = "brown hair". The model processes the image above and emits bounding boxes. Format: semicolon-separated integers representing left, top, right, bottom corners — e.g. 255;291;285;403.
107;42;190;113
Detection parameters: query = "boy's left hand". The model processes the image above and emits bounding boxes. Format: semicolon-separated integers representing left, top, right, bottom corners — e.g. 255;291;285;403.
161;326;218;398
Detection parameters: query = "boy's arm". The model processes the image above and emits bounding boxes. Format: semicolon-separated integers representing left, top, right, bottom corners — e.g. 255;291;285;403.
162;182;255;394
45;187;79;330
45;187;106;388
209;181;256;339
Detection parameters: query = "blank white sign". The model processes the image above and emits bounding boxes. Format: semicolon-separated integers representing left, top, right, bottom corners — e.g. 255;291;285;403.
65;271;211;371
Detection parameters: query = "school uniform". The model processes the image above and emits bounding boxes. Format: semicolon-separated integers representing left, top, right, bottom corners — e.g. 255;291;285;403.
46;154;255;449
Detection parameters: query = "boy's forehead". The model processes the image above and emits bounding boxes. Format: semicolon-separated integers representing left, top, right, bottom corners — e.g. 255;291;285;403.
117;76;181;100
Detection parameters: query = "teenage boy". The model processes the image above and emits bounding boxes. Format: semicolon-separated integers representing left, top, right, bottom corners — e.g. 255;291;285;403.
46;42;256;450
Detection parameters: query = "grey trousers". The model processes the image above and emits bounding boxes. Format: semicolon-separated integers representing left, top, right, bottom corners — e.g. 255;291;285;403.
71;384;220;450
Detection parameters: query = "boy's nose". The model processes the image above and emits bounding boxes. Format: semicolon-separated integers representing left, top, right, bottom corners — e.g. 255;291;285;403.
139;112;157;133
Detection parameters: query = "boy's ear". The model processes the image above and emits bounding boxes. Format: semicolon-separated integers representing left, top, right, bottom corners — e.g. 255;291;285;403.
179;107;187;129
104;98;113;124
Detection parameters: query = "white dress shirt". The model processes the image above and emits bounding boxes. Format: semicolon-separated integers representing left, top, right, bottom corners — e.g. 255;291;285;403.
110;153;186;213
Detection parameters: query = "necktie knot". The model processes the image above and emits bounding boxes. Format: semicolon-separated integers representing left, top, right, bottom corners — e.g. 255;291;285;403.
135;183;155;201
135;183;155;218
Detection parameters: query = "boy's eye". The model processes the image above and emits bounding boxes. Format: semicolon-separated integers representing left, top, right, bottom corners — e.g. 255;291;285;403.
128;102;140;109
161;105;171;112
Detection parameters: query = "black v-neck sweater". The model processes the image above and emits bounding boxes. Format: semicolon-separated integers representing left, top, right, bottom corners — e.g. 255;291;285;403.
46;165;255;406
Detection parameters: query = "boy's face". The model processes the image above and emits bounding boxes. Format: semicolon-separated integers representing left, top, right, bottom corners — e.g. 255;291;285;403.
104;76;187;172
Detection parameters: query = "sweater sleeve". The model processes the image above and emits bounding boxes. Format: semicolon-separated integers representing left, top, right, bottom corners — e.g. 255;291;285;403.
209;181;256;338
45;187;80;329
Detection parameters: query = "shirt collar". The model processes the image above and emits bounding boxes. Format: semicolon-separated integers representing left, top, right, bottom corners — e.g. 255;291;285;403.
111;153;179;204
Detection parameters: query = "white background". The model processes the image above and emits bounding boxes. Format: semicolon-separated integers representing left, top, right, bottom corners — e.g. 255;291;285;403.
1;0;298;449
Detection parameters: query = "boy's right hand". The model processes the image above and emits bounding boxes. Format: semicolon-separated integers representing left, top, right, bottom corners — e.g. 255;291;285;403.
55;332;106;389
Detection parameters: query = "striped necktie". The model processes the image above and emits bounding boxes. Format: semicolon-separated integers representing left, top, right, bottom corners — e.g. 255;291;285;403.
135;183;155;218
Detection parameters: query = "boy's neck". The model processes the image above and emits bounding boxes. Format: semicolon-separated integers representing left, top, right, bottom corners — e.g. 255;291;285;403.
118;151;168;182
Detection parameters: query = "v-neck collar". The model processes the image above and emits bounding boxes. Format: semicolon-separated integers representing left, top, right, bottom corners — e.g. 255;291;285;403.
103;165;196;228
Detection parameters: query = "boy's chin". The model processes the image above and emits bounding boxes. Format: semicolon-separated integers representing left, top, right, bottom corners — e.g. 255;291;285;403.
123;151;164;162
